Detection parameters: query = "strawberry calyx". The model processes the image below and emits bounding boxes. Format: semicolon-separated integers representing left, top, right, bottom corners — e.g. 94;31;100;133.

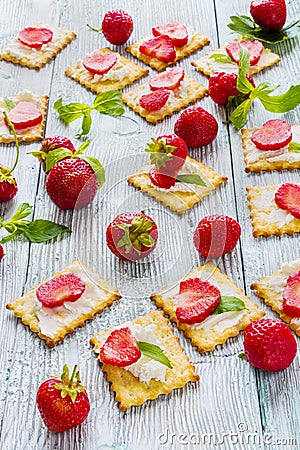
145;137;177;169
116;211;155;255
54;364;87;403
0;113;19;198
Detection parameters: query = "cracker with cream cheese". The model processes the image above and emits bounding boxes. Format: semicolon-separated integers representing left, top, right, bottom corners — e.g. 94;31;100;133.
151;263;265;353
0;92;48;143
6;260;121;348
246;184;300;237
128;156;227;214
0;23;76;69
90;310;199;411
251;259;300;336
65;48;149;95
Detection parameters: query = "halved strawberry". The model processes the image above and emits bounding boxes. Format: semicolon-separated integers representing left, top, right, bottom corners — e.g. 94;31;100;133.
139;88;170;111
175;278;221;324
17;27;53;49
149;66;184;91
226;40;263;66
100;327;141;367
282;271;300;317
82;52;118;75
152;22;188;48
36;273;86;308
251;120;292;150
149;166;177;189
5;101;42;130
274;183;300;219
139;36;176;63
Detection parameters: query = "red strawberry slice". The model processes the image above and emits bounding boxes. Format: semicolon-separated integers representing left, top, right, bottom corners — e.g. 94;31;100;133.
152;22;188;48
100;327;141;367
36;273;86;308
251;119;292;151
282;271;300;317
5;101;42;130
175;278;221;324
139;88;170;111
17;27;53;49
226;40;263;66
149;167;177;189
274;183;300;219
82;52;118;75
149;66;184;91
139;36;176;63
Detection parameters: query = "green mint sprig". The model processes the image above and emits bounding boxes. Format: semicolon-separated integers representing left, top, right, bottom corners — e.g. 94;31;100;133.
137;342;172;368
289;142;300;153
227;15;300;44
0;203;71;244
209;53;233;64
54;90;125;138
211;296;246;315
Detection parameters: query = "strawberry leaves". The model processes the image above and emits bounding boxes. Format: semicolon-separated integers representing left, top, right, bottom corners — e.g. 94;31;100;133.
145;138;177;169
117;212;155;254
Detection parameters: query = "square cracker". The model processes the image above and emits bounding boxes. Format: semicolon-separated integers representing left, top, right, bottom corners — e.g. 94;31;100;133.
251;259;300;336
0;22;76;69
6;260;121;348
246;184;300;237
122;74;207;124
126;29;210;71
90;310;199;411
242;125;300;172
128;156;227;214
65;48;149;95
151;262;265;353
191;41;280;76
0;91;48;143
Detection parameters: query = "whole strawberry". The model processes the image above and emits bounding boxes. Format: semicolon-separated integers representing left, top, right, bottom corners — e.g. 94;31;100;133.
209;72;255;105
106;211;158;260
193;215;241;258
0;244;4;261
146;134;188;174
250;0;287;31
101;9;133;45
32;135;76;172
174;106;218;148
242;319;297;371
0;166;18;202
36;364;90;432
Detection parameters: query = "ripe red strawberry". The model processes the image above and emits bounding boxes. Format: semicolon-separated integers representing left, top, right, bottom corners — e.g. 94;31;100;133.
17;27;53;49
149;167;177;189
0;245;4;261
100;327;141;367
34;135;76;172
243;319;297;371
101;9;133;45
0;165;18;203
146;134;188;173
194;215;241;258
251;120;292;150
149;66;184;91
5;101;42;130
152;22;188;48
139;88;170;111
208;72;255;105
36;364;90;432
83;52;118;75
282;271;300;317
106;211;158;261
174;106;218;148
139;36;176;63
274;183;300;219
36;273;86;308
226;40;263;66
46;158;99;210
175;278;221;324
250;0;287;31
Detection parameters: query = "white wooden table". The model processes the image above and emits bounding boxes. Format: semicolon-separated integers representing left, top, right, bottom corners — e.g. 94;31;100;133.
0;1;299;449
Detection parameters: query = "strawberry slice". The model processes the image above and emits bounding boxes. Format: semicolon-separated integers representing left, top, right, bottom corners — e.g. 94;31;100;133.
149;166;177;189
282;271;300;317
152;22;188;48
251;120;292;151
17;27;53;49
36;273;86;308
149;66;184;91
100;327;141;367
139;88;170;111
226;40;263;66
139;36;176;63
82;52;118;75
175;278;221;324
5;101;43;130
274;183;300;219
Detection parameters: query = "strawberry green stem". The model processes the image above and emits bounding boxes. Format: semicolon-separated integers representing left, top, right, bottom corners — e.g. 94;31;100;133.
69;364;78;387
3;112;20;176
86;24;102;32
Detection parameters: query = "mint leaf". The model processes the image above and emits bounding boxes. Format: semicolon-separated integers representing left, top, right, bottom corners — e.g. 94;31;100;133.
137;342;172;368
249;81;279;100
258;85;300;113
209;53;233;64
80;155;106;189
93;90;125;117
54;99;88;124
74;140;90;156
211;296;246;315
176;174;206;186
4;97;14;110
77;110;92;138
22;220;71;243
229;98;252;130
236;47;253;94
289;142;300;153
9;203;33;222
45;148;73;172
